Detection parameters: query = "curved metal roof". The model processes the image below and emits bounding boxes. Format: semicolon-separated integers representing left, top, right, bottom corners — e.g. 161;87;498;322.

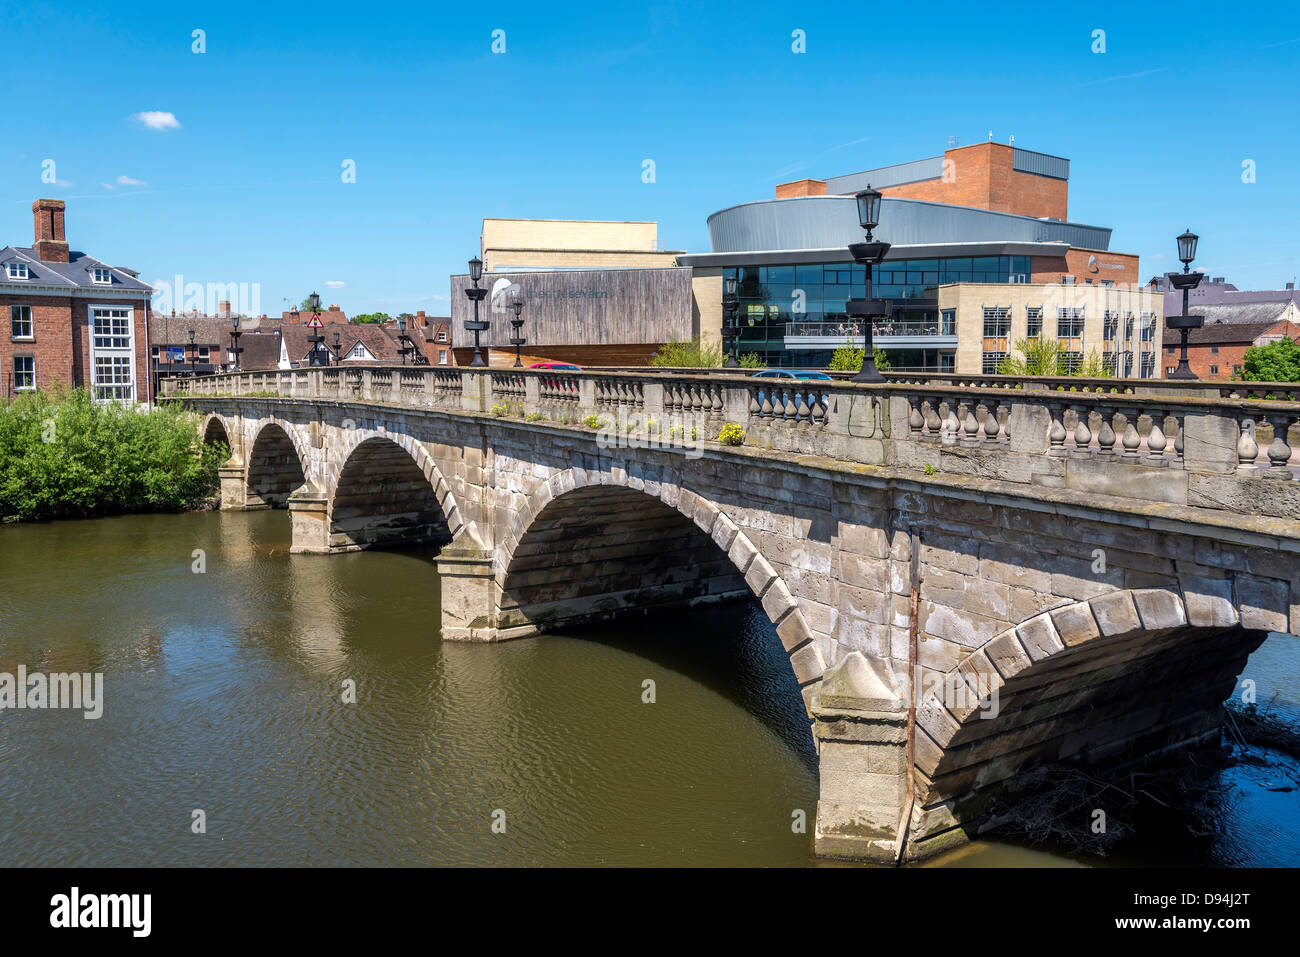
704;196;1112;255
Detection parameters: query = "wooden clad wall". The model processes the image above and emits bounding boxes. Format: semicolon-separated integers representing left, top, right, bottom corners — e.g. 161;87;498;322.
449;267;693;348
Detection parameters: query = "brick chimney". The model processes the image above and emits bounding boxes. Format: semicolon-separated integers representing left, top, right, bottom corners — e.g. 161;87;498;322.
218;299;232;317
33;198;69;263
775;179;827;198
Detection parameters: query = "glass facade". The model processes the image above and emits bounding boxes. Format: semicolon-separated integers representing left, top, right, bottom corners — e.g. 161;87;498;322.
724;256;1032;368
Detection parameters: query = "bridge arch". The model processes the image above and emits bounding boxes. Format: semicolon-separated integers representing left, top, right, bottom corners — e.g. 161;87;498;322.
245;418;309;509
494;464;825;708
325;434;457;552
200;414;233;455
911;584;1284;851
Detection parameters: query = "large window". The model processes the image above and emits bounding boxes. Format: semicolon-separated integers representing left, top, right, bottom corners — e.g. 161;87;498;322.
982;352;1007;375
1026;306;1043;339
1103;311;1120;342
11;305;32;339
5;261;29;280
12;355;34;391
1057;308;1085;338
90;306;134;401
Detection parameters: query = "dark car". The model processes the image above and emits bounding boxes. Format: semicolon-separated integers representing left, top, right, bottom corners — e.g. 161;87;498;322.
529;362;582;371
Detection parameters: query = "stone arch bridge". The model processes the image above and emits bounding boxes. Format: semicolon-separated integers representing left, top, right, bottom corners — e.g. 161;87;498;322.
172;365;1300;862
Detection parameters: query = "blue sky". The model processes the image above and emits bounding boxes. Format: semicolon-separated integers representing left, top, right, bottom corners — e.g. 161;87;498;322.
2;0;1297;316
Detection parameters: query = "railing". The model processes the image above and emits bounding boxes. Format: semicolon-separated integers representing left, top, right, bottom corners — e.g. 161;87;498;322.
160;365;1300;521
785;319;957;338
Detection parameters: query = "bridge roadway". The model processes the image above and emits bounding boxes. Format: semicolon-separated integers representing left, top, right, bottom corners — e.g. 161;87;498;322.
167;365;1300;862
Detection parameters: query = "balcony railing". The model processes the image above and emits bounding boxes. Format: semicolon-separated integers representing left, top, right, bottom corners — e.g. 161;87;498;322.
785;319;956;338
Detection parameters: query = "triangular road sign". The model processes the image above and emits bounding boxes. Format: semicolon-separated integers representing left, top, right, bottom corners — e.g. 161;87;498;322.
308;313;323;328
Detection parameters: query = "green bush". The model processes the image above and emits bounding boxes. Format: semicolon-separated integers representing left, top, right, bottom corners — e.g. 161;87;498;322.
0;387;226;522
827;341;891;373
649;340;724;368
738;352;768;369
1236;336;1300;383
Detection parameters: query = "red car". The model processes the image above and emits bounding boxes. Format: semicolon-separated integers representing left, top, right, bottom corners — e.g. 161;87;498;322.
528;362;582;371
528;362;581;394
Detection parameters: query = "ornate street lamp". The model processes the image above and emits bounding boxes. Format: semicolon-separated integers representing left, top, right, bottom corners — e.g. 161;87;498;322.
721;275;741;368
509;296;526;368
396;316;415;365
228;315;243;372
306;291;329;367
1165;228;1205;380
463;256;490;368
847;186;891;383
332;331;343;366
187;328;196;377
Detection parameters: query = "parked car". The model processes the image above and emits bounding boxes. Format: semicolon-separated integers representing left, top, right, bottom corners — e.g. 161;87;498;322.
529;362;582;371
528;361;581;394
750;369;832;409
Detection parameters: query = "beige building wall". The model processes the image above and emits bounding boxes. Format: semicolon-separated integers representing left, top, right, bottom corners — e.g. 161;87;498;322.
937;283;1165;377
481;219;681;272
690;267;723;351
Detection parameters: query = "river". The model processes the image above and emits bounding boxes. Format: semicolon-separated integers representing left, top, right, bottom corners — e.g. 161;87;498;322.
0;510;1295;866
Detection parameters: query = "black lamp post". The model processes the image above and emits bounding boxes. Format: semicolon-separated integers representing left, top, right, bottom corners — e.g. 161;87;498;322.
332;331;343;366
396;316;415;365
1165;229;1205;380
187;328;196;377
305;291;330;367
463;256;489;368
847;186;891;383
509;296;526;367
721;275;741;368
228;315;243;372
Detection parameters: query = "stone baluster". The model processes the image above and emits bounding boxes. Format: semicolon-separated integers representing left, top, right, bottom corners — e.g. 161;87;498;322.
923;400;941;436
959;401;980;445
1237;416;1260;477
1119;408;1142;462
1145;413;1168;464
1095;406;1118;456
760;387;774;418
796;390;810;425
1071;403;1092;456
749;388;761;417
1170;411;1184;465
1264;413;1296;480
980;402;999;442
908;397;924;436
996;401;1011;443
782;387;797;422
941;402;959;445
1047;402;1068;457
810;391;827;426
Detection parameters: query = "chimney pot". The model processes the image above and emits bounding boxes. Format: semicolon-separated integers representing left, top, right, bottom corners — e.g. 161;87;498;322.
32;198;69;263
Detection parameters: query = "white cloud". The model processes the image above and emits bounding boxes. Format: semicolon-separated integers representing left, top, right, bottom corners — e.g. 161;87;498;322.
116;175;147;186
54;179;73;187
325;280;345;289
100;183;116;190
431;294;449;302
132;111;180;131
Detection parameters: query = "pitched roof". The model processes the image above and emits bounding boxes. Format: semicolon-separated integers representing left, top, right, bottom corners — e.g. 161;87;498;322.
279;322;424;363
1163;318;1298;346
0;246;152;292
150;314;282;345
240;334;282;371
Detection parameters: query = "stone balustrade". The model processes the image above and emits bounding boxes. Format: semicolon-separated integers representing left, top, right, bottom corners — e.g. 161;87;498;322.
161;365;1299;518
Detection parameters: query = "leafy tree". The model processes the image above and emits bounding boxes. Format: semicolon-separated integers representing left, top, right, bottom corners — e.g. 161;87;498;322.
998;337;1064;376
0;387;225;521
352;312;393;325
1236;336;1300;383
1077;349;1112;379
650;340;724;368
827;341;891;373
738;352;768;369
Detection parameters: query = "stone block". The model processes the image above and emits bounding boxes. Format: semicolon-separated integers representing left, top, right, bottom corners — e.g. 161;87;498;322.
1131;587;1187;632
1088;590;1141;638
1180;575;1238;628
1049;602;1101;647
1237;575;1289;632
1016;613;1065;662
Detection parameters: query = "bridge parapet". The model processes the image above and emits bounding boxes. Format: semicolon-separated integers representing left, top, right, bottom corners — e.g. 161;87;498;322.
164;365;1299;519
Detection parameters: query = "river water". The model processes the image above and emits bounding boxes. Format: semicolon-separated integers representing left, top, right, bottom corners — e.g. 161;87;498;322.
0;510;1295;867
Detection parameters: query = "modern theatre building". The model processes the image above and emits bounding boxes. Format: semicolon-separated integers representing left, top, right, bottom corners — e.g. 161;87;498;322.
451;142;1164;377
681;141;1164;376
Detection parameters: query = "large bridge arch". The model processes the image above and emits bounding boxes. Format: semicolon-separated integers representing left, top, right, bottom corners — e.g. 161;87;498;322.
200;413;233;456
908;583;1286;857
492;464;826;713
245;418;310;508
322;434;457;552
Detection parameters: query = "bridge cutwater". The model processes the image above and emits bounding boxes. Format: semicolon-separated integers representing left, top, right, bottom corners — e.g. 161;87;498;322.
165;366;1300;862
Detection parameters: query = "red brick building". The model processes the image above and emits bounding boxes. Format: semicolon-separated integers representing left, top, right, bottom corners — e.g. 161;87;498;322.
1162;313;1300;379
1;199;153;401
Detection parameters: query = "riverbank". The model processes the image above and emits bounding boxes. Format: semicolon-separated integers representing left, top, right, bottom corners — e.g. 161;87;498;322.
0;388;224;523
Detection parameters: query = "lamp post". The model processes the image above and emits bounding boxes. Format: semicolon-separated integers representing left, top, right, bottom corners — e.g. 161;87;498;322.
463;256;489;368
187;328;196;377
721;275;741;368
847;186;891;383
396;316;414;365
228;316;243;372
509;296;526;367
1165;229;1205;380
332;331;343;366
305;291;330;367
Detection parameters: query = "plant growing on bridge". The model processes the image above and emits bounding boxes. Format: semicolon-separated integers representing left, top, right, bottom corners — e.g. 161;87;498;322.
491;403;510;416
525;411;545;422
924;463;937;476
717;422;746;446
0;387;225;522
582;413;611;430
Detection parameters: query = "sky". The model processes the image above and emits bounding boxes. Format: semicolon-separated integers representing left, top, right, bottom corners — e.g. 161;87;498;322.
2;0;1297;318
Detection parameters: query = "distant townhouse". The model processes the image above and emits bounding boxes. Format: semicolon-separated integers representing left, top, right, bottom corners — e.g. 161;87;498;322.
1;199;153;401
277;322;425;368
150;301;282;382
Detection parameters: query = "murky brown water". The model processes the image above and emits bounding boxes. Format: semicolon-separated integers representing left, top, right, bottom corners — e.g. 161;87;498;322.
0;510;1295;866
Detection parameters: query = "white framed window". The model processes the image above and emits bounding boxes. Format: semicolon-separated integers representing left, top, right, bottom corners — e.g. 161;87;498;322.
349;343;367;359
12;355;34;391
90;305;135;401
438;349;448;365
11;305;33;339
90;267;112;284
197;346;210;361
436;330;447;342
6;261;30;280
